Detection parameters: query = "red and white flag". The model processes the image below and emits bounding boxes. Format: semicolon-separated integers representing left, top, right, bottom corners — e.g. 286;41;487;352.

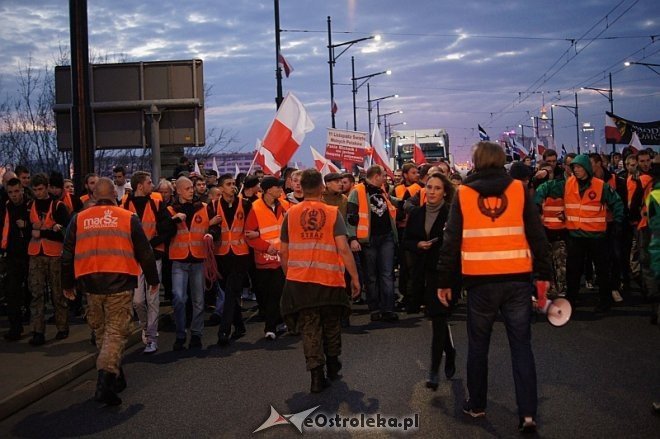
605;113;622;143
254;138;281;176
412;132;426;164
370;123;394;178
628;131;642;154
278;53;294;78
310;146;340;177
261;92;315;169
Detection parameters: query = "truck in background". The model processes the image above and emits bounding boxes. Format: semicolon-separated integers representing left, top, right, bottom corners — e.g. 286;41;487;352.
389;129;450;169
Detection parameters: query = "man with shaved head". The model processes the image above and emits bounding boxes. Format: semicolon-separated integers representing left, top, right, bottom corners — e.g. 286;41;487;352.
166;176;218;351
62;177;159;406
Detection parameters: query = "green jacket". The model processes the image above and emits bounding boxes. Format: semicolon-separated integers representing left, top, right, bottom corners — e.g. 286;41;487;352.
647;182;660;278
534;154;624;238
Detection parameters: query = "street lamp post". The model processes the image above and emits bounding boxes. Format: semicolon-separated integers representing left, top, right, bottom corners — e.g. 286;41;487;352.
367;90;397;142
552;92;580;154
518;123;533;150
327;16;380;128
378;110;403;143
351;56;391;131
582;72;615;152
624;61;660;76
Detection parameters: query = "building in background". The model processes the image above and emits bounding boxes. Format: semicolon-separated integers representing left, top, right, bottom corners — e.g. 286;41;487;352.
206;152;254;174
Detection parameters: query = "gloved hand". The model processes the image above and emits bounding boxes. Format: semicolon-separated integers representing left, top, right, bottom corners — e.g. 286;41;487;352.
535;280;551;313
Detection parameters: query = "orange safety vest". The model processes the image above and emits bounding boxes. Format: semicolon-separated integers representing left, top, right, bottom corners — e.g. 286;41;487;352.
542;197;566;230
80;194;90;204
73;206;140;277
60;191;74;214
419;188;427;207
122;196;165;252
28;199;64;257
564;176;607;232
214;197;249;256
251;198;285;265
1;203;9;250
285;201;345;287
459;180;532;275
354;183;396;240
638;174;654;230
394;182;421;199
278;194;291;211
167;204;210;260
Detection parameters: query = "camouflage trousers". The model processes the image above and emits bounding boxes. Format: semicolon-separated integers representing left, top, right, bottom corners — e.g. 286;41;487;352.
29;255;68;334
87;291;133;374
298;306;343;371
549;240;567;297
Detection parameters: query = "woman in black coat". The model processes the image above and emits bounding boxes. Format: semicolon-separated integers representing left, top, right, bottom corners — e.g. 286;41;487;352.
403;172;457;390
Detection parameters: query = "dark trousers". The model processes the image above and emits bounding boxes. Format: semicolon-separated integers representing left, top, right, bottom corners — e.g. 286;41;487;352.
5;254;29;333
430;316;451;372
363;233;396;313
620;223;635;286
397;227;408;298
566;236;611;306
255;268;285;333
466;282;537;417
217;253;249;337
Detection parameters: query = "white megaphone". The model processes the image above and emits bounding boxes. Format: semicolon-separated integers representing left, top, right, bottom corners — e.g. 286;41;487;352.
533;282;572;327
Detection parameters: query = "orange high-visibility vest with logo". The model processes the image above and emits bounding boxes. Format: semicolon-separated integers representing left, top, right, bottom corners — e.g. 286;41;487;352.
542;197;565;230
251;198;285;264
564;176;607;232
354;183;396;240
215;197;249;256
167;204;209;260
74;206;140;277
123;196;165;252
285;201;345;287
459;180;532;275
28;199;63;257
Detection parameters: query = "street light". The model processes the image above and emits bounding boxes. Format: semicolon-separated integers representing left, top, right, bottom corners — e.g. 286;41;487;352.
378;110;403;141
582;72;615;152
518;123;534;150
327;16;381;128
351;56;391;131
624;61;660;76
367;88;398;141
552;92;580;154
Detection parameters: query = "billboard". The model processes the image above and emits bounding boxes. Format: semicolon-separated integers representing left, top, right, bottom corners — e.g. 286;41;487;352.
325;128;368;164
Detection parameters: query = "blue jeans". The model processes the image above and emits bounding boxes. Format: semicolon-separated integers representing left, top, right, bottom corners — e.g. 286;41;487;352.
171;261;205;340
362;233;395;313
466;281;537;417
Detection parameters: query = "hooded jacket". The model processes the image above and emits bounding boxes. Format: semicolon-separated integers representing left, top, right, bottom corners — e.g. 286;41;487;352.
534;154;624;238
436;168;553;289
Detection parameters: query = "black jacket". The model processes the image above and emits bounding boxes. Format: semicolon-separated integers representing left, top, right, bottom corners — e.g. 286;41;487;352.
122;194;176;258
1;198;31;257
436;168;553;289
61;200;159;295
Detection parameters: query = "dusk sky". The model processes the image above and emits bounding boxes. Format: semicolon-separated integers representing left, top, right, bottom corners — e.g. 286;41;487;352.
1;0;658;165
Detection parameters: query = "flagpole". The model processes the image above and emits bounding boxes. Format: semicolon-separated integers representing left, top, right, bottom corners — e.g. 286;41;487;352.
274;0;283;109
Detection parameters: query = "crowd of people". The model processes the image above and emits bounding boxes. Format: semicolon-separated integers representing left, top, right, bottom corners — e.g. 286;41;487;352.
1;143;659;431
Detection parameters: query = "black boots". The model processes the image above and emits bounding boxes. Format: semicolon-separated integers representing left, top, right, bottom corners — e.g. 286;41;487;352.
426;371;439;391
326;356;342;381
94;370;122;406
310;366;330;393
445;347;456;379
114;367;127;393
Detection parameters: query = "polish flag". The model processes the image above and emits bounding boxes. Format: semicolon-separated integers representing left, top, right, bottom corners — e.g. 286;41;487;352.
605;113;622;143
310;146;340;176
370;123;394;178
412;132;426;164
261;92;315;168
278;53;294;78
254;138;281;176
331;100;338;115
628;131;642;154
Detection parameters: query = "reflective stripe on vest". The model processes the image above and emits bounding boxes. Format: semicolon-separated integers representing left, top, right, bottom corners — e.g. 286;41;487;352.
167;204;210;260
123;196;165;252
74;206;139;277
1;206;9;250
564;176;607;232
355;183;395;240
542;197;566;230
251;198;284;264
215;198;249;256
28;199;63;257
285;201;345;287
459;180;532;275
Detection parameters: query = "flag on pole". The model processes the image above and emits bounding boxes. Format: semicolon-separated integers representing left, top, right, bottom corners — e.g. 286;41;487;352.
605;113;622;143
331;100;338;115
561;144;568;159
212;157;219;175
371;123;394;178
628;131;642;154
478;124;490;141
254;138;280;175
234;163;241;179
504;139;514;158
193;159;201;176
412;132;426;164
278;53;294;78
261;92;315;168
310;146;340;176
511;138;528;159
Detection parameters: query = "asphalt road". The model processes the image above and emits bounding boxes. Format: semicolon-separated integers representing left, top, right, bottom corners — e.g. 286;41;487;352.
1;292;659;438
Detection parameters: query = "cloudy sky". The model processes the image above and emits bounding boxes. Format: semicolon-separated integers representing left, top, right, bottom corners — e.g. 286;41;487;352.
1;0;658;164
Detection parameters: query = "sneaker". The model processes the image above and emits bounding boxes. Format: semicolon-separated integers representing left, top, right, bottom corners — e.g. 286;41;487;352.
462;400;486;418
518;416;537;433
144;341;158;354
141;330;147;345
55;330;69;340
265;331;276;340
173;338;186;351
611;290;624;303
